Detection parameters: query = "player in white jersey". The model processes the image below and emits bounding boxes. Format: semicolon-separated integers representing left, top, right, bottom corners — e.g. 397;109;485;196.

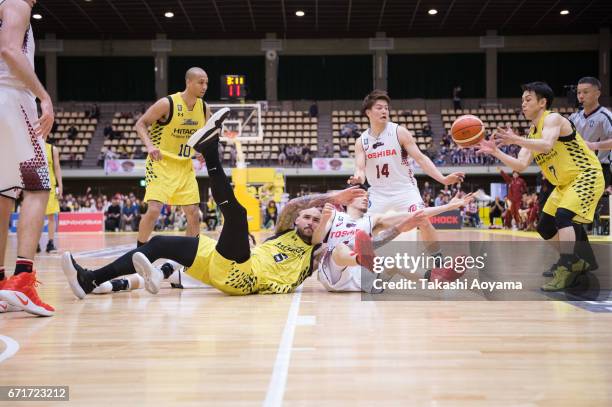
315;187;475;293
349;90;464;269
0;0;56;317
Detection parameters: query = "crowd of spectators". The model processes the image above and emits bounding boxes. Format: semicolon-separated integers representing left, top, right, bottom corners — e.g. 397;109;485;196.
434;131;521;166
277;144;313;166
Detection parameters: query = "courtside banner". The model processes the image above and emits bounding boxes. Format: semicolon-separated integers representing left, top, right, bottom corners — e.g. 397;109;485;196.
9;213;49;233
105;159;208;175
57;212;104;232
359;242;612;302
312;158;355;171
429;210;462;229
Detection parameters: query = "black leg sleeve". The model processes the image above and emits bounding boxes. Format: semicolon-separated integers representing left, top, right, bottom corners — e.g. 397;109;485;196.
90;236;199;284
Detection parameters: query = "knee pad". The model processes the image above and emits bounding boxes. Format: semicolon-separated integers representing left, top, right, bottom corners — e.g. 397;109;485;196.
536;213;557;240
554;208;576;229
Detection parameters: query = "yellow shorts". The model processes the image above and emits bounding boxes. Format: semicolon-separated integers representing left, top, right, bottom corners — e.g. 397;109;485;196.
185;234;258;296
144;158;200;205
45;188;60;216
543;169;605;224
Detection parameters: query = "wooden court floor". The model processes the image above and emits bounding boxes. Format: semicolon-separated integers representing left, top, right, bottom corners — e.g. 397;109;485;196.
1;230;611;406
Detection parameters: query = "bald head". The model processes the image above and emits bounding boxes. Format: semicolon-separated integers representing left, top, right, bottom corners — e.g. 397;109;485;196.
186;67;207;81
184;67;209;98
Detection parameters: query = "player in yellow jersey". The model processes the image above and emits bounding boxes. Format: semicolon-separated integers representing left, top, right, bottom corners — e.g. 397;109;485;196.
477;82;604;291
133;67;228;246
41;142;62;253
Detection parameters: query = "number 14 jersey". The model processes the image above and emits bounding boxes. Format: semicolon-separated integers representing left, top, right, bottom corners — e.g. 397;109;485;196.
360;121;418;191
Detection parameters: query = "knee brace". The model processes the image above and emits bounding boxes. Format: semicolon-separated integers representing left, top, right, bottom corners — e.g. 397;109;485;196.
554;208;576;230
536;213;557;240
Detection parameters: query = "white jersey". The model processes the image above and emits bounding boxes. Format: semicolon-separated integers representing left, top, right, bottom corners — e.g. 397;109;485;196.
0;18;34;93
318;210;373;293
325;210;373;250
360;121;418;191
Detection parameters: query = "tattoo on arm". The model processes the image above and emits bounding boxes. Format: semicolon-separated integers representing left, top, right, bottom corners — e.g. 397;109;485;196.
275;193;335;233
372;226;401;249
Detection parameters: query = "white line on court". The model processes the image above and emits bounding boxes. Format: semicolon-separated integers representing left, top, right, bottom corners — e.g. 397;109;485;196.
263;287;303;407
0;335;20;364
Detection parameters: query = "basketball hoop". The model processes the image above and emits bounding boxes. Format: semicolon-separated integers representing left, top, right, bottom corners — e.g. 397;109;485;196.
223;129;240;144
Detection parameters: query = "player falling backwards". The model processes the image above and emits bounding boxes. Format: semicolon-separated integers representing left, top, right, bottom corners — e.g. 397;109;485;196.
477;82;604;291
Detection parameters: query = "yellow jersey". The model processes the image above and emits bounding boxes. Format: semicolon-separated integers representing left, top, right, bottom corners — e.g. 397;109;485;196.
528;110;601;186
148;92;206;162
251;230;319;294
45;143;56;188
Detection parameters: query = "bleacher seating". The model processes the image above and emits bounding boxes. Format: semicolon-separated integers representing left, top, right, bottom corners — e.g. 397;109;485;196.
332;109;432;157
240;110;318;164
104;110;318;165
441;106;574;135
48;111;97;166
103;113;147;159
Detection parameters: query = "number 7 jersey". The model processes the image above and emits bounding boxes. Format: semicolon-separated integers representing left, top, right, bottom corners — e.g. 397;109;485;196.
360;121;418;191
528;110;601;186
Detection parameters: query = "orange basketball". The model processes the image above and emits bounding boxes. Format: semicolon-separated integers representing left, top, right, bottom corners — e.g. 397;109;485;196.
451;115;485;147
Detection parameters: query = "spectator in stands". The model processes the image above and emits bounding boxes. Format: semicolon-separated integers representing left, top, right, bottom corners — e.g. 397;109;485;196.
341;121;359;139
465;200;481;227
301;143;311;164
452;85;462;110
263;200;278;229
156;204;172;230
422;193;434;207
321;141;332;157
97;149;106;168
422;123;433;138
67;125;78;141
309;101;318;118
441;132;452;148
339;139;350;158
278;145;287;166
489;197;505;228
204;196;218;231
91;104;100;120
60;199;71;213
422;181;432;198
120;198;138;231
228;144;237;167
103;124;113;138
499;167;527;229
434;191;445;207
105;196;122;232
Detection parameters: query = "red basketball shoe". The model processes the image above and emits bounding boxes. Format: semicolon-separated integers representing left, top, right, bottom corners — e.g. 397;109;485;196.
0;271;55;317
426;267;464;284
354;230;376;272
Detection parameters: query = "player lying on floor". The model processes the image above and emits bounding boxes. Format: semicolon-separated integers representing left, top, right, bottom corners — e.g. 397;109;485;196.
314;190;475;293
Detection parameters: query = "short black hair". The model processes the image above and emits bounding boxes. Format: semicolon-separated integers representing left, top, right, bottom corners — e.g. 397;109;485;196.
361;89;391;116
521;81;554;109
578;76;601;90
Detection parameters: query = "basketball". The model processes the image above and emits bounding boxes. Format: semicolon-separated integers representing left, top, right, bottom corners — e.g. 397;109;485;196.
451;115;485;147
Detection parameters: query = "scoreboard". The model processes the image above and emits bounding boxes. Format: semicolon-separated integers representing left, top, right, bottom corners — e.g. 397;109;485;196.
221;75;246;100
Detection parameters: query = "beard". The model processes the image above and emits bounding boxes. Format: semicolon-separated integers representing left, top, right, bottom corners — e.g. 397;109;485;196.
296;227;313;244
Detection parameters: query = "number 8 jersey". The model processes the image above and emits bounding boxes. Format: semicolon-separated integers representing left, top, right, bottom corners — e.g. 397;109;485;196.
360;122;423;214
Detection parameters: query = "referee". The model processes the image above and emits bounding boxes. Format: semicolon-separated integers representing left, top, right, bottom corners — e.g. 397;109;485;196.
569;77;612;186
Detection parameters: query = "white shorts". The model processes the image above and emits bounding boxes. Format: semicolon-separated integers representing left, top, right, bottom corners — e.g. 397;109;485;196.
367;186;425;215
0;86;49;199
318;251;361;292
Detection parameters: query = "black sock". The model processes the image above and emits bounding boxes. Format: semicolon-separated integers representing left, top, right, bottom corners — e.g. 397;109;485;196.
137;240;146;247
160;263;175;279
14;257;33;275
111;279;129;292
573;225;597;269
559;253;579;268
